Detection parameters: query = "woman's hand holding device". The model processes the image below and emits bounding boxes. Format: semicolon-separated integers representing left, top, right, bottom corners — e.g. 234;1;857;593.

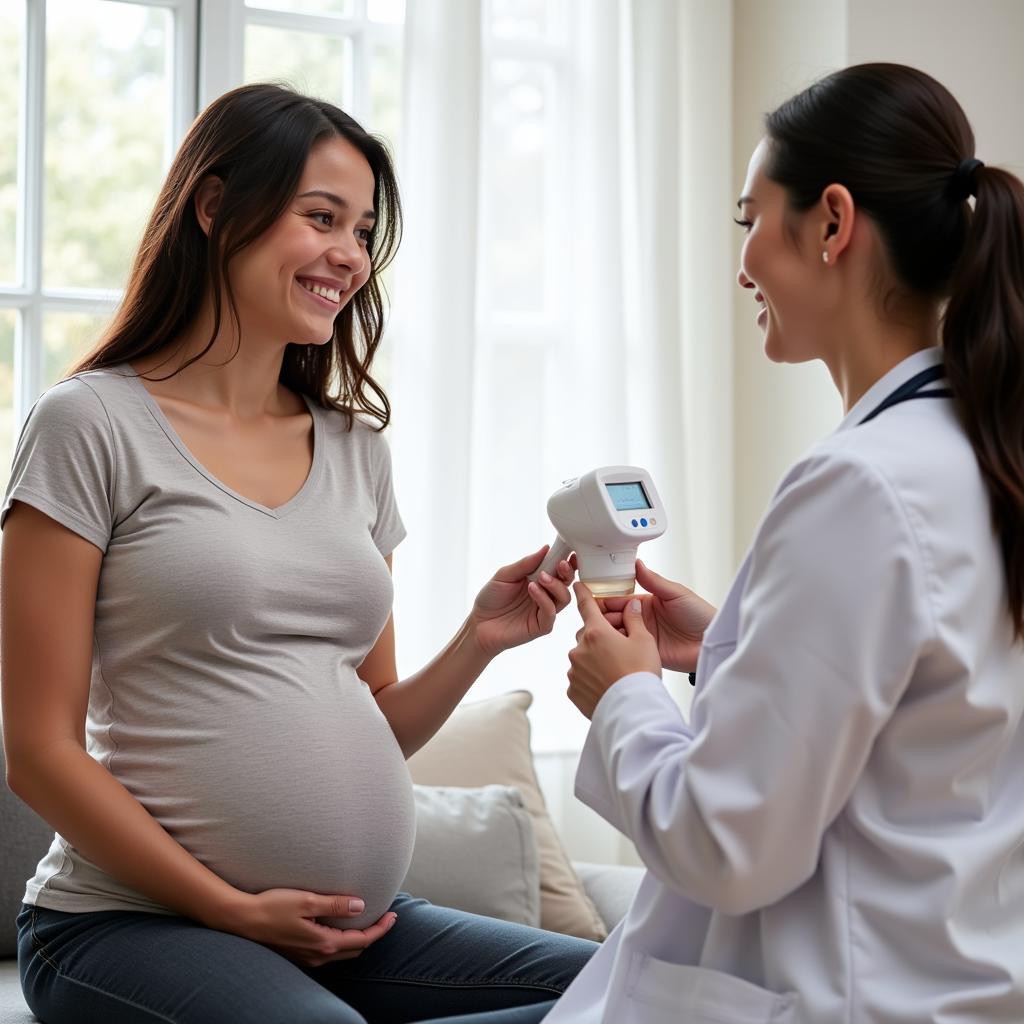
469;544;576;659
215;887;397;968
595;559;716;673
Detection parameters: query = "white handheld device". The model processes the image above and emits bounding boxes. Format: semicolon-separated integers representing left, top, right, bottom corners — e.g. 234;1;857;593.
529;466;667;598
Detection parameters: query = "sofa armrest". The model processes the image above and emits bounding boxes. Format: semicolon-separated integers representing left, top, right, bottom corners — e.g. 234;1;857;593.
572;860;644;934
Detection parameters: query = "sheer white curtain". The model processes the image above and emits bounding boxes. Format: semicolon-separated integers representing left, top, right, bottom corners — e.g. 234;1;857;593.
388;0;733;752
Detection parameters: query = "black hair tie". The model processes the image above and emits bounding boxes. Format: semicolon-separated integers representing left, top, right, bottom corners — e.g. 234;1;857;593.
950;157;984;201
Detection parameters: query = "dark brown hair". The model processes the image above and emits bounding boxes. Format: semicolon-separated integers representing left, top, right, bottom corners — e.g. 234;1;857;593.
765;63;1024;641
70;83;401;430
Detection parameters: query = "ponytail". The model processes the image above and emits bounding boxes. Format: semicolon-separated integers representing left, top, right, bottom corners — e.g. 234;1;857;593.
942;167;1024;641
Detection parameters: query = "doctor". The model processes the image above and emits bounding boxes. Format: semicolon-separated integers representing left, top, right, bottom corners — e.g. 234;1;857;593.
473;62;1024;1024
557;59;1024;1019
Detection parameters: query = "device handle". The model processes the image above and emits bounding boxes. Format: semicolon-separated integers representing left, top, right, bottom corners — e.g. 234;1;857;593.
528;535;573;582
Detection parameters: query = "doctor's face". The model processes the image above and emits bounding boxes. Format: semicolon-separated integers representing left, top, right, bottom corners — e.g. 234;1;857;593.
735;137;830;364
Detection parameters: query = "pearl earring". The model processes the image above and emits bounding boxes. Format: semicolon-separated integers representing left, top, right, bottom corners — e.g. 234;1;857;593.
822;251;829;263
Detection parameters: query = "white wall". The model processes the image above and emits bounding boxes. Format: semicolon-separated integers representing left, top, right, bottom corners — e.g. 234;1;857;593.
729;0;1024;560
847;0;1024;179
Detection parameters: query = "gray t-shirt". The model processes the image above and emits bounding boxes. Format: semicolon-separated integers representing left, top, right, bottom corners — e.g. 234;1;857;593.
1;364;414;928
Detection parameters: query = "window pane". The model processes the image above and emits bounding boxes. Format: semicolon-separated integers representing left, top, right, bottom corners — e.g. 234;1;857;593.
487;60;546;312
491;0;548;39
43;310;108;387
44;0;171;291
369;41;402;151
368;38;401;311
245;24;353;106
0;309;15;490
0;5;23;285
367;0;405;23
245;1;354;18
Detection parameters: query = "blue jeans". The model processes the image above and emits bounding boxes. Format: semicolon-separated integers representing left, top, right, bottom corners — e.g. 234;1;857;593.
17;894;591;1023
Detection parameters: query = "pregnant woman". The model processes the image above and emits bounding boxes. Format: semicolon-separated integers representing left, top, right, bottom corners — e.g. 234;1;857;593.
2;84;594;1024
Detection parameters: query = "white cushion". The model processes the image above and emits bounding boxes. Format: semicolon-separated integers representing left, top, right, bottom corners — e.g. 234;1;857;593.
403;785;540;926
407;691;607;940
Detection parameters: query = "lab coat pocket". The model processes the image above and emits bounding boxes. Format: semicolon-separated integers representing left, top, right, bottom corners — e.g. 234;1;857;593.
695;638;738;689
626;954;797;1023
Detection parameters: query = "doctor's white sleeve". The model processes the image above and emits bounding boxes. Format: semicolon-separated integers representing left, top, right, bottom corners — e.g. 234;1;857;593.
574;451;935;916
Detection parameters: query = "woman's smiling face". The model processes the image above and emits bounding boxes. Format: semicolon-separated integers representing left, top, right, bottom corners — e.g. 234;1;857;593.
226;134;377;346
736;137;833;365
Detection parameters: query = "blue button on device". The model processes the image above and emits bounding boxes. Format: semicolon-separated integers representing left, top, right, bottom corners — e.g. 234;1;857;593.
640;518;648;527
631;519;639;527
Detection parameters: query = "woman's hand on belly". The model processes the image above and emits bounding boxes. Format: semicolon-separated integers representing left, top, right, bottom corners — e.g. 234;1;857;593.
214;886;398;967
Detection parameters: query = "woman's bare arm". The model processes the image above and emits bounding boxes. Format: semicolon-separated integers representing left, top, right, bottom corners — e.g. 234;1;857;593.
1;501;242;928
357;556;493;759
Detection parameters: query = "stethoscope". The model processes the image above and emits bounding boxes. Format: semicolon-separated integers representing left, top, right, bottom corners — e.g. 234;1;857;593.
689;362;952;685
858;364;951;425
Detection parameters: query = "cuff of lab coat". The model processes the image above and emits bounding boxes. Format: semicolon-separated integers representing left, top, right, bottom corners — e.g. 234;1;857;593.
574;672;677;831
590;671;666;732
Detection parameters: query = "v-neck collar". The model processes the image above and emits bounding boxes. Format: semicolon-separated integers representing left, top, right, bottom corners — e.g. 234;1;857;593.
115;363;323;520
835;347;946;434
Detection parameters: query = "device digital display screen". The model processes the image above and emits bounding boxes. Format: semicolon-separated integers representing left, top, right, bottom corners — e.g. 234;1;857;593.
605;481;652;511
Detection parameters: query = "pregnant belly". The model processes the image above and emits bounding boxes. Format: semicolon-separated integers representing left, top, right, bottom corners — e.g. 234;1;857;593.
125;692;416;931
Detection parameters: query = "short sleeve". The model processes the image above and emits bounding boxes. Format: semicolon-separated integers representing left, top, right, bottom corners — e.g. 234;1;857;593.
1;378;116;552
369;429;406;557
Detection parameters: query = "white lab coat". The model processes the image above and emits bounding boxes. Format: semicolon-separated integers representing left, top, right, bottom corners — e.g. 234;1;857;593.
546;348;1024;1023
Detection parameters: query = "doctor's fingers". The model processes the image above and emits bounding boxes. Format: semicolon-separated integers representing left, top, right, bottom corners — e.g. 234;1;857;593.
574;615;626;644
634;558;689;597
573;581;610;625
575;624;627;646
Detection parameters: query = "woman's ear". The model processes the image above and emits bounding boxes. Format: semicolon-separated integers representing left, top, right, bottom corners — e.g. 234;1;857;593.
819;183;854;263
193;175;225;237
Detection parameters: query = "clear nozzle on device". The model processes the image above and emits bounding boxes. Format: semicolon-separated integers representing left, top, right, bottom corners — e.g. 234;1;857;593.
580;576;636;598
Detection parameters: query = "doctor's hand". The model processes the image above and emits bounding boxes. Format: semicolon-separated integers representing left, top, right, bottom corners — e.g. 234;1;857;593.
469;545;576;659
568;582;662;719
596;559;716;674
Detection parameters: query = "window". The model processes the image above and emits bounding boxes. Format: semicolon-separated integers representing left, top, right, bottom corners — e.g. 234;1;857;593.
470;0;570;525
467;0;589;752
239;0;404;140
1;0;404;493
481;0;566;322
232;0;405;385
0;0;196;489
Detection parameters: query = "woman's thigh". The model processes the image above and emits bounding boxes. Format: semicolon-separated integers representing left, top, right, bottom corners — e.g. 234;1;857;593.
17;903;366;1024
307;894;596;1024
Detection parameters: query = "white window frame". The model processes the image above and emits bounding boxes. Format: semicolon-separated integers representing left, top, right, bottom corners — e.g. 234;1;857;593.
3;0;197;427
478;0;570;352
473;0;574;513
4;0;403;434
198;0;404;118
